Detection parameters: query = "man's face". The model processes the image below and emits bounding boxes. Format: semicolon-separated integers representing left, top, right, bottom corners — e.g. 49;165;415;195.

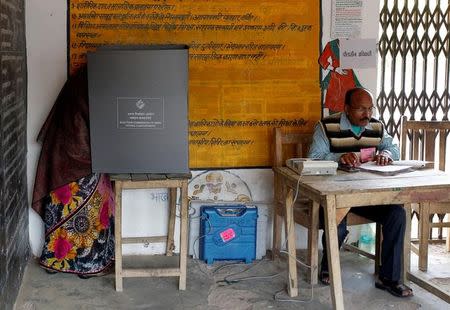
344;91;374;127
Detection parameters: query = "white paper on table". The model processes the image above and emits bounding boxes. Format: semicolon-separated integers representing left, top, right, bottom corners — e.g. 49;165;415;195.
391;160;431;168
359;161;413;175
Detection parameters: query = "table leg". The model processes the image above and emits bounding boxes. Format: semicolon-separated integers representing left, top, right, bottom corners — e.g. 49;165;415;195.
324;196;344;310
272;172;283;259
285;188;298;297
418;202;430;272
308;201;319;285
403;203;412;283
178;181;188;290
114;181;123;292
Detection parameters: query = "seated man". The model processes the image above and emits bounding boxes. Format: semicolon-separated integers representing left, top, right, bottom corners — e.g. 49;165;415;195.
308;87;413;298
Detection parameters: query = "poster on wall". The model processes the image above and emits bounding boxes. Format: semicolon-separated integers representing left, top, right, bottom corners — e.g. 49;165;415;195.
69;0;321;168
331;0;363;39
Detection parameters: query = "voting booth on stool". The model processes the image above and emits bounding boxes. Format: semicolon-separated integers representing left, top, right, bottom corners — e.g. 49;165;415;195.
87;46;190;291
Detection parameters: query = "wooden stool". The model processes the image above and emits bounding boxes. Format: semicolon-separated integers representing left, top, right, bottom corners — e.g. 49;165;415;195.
111;173;191;291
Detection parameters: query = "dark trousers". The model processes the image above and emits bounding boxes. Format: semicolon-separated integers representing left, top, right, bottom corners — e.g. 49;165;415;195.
320;204;406;282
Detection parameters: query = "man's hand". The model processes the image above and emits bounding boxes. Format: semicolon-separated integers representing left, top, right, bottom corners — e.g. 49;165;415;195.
373;153;392;166
339;152;360;167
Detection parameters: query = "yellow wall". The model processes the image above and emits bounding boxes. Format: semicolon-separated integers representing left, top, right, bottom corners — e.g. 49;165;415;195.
70;0;321;167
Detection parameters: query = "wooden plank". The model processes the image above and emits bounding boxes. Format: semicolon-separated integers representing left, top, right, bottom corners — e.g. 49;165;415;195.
130;174;150;181
122;236;167;244
335;192;409;209
400;116;407;160
146;174;167;180
335;208;350;224
408;272;450;303
429;222;450;228
418;202;430;271
166;172;192;179
122;268;181;278
428;202;450;214
424;129;436;162
404;120;450;131
274;127;283;167
308;201;320;285
334;188;450;209
110;174;131;181
342;243;375;260
178;180;189;290
411;242;419;255
120;179;185;189
438;129;446;171
411;238;448;244
114;181;123;292
412;130;420;160
324;195;344;310
285;188;298;297
166;188;177;256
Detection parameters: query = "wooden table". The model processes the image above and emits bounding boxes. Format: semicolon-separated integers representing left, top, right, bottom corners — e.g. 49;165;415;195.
273;167;450;309
111;173;190;292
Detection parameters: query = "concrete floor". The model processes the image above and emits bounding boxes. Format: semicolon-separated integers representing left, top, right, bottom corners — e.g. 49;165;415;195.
15;247;450;310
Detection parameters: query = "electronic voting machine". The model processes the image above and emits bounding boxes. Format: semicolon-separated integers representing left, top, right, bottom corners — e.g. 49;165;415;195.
286;158;338;175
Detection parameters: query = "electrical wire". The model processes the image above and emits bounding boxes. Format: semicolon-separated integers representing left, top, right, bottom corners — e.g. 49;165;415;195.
274;175;316;303
191;215;213;276
216;258;283;285
170;184;316;303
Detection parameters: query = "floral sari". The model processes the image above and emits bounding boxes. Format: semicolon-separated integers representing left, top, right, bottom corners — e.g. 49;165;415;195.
39;173;114;275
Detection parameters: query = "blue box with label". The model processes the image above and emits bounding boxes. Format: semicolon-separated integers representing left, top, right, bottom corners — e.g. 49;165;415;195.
199;205;257;264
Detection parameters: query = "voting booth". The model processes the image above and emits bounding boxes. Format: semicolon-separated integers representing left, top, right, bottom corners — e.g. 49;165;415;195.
87;46;191;292
87;45;189;174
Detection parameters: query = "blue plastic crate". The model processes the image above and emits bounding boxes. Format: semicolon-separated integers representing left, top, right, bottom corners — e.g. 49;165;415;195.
199;205;257;264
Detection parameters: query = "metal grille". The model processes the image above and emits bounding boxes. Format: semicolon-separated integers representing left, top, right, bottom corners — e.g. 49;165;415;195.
377;0;450;140
378;1;450;241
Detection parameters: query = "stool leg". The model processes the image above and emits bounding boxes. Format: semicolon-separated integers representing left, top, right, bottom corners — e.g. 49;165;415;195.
179;181;188;290
166;188;177;256
114;182;123;292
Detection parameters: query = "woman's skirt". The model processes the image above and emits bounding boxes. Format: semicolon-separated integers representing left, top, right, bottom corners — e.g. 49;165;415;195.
39;173;114;275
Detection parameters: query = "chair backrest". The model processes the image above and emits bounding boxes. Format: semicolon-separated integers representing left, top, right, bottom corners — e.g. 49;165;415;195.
273;127;313;167
400;115;450;171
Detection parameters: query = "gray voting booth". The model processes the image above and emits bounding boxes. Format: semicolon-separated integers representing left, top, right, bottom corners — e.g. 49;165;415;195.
87;46;189;174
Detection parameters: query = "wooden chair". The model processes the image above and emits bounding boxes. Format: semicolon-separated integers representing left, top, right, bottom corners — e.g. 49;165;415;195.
272;127;381;285
400;116;450;271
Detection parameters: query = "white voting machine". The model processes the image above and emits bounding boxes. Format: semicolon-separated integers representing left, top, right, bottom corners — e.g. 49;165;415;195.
286;158;338;175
